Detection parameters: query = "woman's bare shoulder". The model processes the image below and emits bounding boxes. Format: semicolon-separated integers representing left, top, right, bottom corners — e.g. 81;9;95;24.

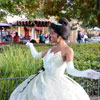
65;46;74;55
64;46;74;62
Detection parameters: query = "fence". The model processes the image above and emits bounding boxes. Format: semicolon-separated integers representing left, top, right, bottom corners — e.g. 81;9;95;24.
0;76;28;100
0;76;100;100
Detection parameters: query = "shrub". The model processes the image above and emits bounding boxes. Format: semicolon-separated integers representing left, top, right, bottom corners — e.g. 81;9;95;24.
87;33;95;38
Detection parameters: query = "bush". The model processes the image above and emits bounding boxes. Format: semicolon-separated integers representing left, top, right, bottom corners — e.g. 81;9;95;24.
87;33;95;38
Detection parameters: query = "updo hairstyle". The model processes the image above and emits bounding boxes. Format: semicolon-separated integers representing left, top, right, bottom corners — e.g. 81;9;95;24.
50;18;70;40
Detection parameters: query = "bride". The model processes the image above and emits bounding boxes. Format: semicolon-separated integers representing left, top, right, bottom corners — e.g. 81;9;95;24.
9;18;100;100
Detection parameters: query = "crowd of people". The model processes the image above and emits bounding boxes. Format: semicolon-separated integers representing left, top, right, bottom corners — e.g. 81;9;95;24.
1;29;89;44
37;30;89;44
1;30;50;44
2;32;20;43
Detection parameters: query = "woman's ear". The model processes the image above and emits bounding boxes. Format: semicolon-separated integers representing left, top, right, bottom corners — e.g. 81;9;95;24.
57;36;62;43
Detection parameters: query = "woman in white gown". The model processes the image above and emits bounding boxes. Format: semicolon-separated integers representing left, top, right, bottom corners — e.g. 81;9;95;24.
9;18;100;100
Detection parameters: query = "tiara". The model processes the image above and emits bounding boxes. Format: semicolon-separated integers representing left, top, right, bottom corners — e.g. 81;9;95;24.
54;22;62;26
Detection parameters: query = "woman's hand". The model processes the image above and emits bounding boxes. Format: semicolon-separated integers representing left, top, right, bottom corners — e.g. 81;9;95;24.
26;42;42;59
85;69;100;79
26;42;33;47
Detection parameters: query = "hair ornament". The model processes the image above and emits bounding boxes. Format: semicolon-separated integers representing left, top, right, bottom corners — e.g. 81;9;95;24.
54;22;62;26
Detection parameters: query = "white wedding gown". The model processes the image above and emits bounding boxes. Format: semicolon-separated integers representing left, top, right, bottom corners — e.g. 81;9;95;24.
9;49;90;100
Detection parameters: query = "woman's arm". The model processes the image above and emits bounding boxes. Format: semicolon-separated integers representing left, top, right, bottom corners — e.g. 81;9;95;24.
26;42;48;59
42;49;49;58
65;48;100;80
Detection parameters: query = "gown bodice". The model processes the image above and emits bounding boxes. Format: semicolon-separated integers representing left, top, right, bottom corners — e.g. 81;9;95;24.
43;49;66;77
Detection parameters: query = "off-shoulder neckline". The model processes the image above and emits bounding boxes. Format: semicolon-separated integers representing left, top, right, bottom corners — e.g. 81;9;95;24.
47;48;65;63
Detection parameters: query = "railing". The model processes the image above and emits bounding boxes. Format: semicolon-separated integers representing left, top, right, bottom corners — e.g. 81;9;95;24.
0;76;28;100
0;76;100;100
73;77;100;100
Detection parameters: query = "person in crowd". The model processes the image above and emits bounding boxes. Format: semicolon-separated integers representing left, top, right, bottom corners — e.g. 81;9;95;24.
81;32;85;43
45;36;50;44
2;31;7;42
6;32;12;42
77;30;82;43
39;32;45;43
45;33;48;39
84;34;88;43
13;32;20;43
9;18;100;100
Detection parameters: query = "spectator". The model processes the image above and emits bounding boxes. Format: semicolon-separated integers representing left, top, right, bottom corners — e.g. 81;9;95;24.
45;33;48;39
45;36;50;44
2;32;7;42
38;33;45;43
81;32;85;43
84;34;88;43
13;32;20;43
6;32;12;42
77;31;82;43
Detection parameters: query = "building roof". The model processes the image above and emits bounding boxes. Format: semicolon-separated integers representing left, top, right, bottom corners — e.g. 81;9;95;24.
12;18;51;27
0;22;11;27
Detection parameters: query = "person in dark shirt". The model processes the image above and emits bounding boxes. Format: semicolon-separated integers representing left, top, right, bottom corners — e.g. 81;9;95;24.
6;32;12;42
77;31;82;43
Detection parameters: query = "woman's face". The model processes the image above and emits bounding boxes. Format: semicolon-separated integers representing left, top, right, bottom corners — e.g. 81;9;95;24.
49;29;58;43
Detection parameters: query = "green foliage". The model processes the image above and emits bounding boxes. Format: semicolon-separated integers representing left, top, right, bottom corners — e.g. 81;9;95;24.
0;43;100;99
0;0;100;27
0;11;7;21
0;44;45;78
0;0;43;21
71;43;100;70
87;33;95;38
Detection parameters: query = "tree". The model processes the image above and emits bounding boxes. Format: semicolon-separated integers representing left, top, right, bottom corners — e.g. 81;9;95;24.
0;0;43;21
0;0;99;27
67;0;100;27
42;0;100;27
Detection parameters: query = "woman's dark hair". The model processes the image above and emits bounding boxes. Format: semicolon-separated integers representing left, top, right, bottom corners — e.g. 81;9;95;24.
50;18;70;40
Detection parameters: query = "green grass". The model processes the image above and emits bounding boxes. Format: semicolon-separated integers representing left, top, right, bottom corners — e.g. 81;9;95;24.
0;44;40;78
0;43;100;78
